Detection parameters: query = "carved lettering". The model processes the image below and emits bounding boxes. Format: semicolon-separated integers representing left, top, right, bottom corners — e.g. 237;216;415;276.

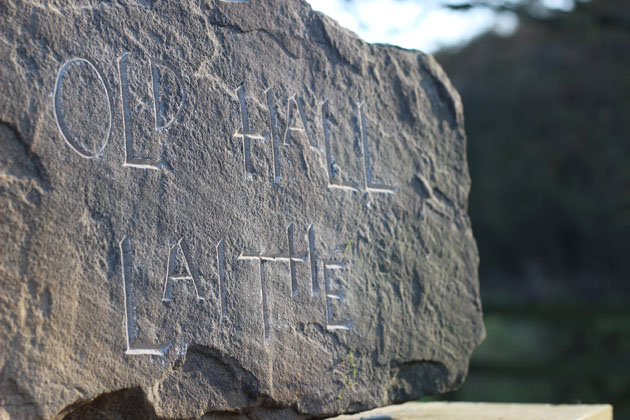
235;84;280;183
119;236;171;356
117;52;185;170
286;223;299;297
237;252;273;341
118;223;352;353
216;239;227;323
238;225;309;340
259;260;271;341
118;52;159;169
321;100;360;192
323;259;353;330
162;238;204;302
53;47;400;361
284;95;317;149
53;57;112;158
235;84;255;180
266;87;282;184
53;55;395;203
151;58;187;131
308;225;320;297
358;103;396;194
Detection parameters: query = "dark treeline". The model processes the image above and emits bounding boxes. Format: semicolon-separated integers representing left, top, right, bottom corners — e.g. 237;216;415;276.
435;0;630;416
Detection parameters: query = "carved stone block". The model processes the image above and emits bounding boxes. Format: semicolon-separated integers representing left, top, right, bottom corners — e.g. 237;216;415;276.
0;0;484;418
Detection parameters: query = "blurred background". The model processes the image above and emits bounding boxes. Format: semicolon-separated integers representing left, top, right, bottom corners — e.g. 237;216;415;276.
307;0;630;417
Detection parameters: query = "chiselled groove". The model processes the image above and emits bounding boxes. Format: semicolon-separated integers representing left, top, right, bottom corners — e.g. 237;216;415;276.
235;84;254;179
162;238;205;302
237;245;308;305
323;259;353;331
233;130;267;140
119;237;137;346
266;87;282;184
235;85;282;184
358;103;396;194
150;57;187;132
117;52;161;170
216;239;227;322
321;100;336;182
236;253;271;341
151;59;162;130
287;223;298;297
324;261;344;271
237;225;313;341
321;99;360;192
308;225;319;297
328;183;360;192
260;261;270;341
284;95;317;149
53;57;112;158
238;252;307;262
124;348;167;356
119;236;170;356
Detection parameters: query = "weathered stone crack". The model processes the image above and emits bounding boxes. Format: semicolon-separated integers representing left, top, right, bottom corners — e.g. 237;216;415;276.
0;120;50;189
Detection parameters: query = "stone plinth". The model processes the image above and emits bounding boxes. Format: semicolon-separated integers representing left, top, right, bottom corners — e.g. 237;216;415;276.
332;402;613;420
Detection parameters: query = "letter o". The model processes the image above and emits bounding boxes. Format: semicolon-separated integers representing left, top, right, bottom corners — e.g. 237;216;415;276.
53;58;112;158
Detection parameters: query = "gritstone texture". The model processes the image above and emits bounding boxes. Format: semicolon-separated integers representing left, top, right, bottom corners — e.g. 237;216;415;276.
0;0;484;418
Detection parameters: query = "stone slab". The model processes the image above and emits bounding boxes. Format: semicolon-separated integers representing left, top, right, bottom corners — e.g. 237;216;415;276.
0;0;483;418
331;402;613;420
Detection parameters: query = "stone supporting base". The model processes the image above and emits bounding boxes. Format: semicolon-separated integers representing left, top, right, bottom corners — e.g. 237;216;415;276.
331;402;613;420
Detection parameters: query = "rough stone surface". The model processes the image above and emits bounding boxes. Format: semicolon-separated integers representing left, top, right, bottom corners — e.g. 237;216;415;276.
0;0;484;418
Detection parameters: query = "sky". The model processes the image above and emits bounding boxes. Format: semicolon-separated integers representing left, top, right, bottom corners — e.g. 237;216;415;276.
306;0;575;53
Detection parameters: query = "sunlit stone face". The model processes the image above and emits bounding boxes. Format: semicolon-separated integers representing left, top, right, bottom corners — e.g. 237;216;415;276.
0;1;483;418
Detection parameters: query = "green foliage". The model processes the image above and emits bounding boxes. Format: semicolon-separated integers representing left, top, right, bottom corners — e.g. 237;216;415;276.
437;0;630;301
341;351;358;389
436;0;630;417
